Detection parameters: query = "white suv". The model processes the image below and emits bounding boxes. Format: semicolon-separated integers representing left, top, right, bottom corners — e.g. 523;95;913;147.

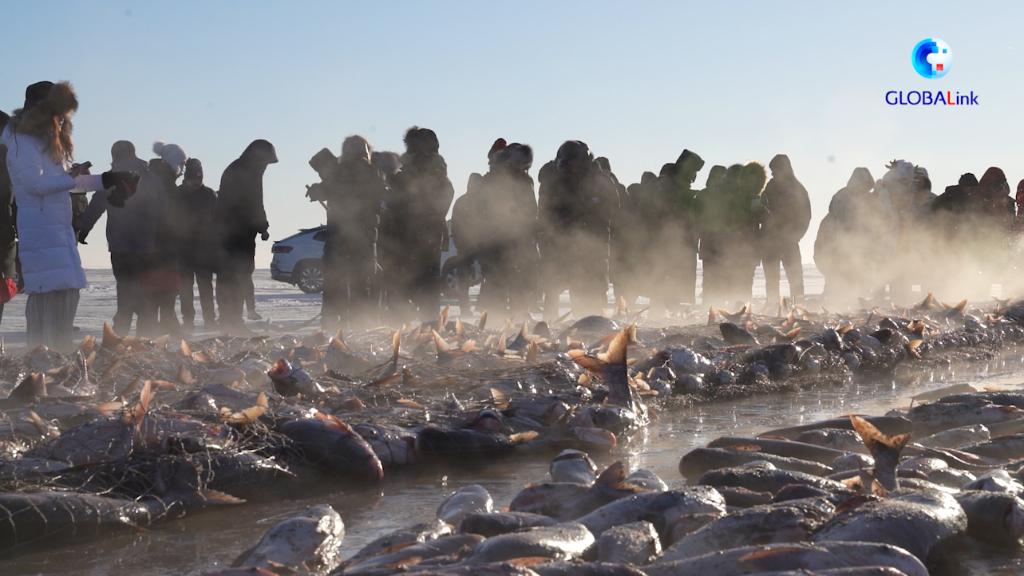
270;222;472;294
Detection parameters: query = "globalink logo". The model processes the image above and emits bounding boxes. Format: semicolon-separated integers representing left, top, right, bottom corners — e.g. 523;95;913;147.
885;37;979;107
912;38;951;79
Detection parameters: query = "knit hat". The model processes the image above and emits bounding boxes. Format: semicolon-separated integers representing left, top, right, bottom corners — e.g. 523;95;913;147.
153;141;187;175
23;81;55;111
184;158;203;180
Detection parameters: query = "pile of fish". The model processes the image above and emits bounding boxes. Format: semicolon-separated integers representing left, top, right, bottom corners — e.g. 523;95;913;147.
0;296;1023;562
209;383;1024;575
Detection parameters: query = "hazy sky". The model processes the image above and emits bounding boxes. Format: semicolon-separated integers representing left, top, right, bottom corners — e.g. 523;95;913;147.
2;1;1019;268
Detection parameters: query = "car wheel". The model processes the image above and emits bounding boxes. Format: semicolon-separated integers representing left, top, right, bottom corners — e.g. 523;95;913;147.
295;262;324;294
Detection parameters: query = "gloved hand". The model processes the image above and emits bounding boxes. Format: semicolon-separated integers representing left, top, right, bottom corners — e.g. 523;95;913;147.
77;230;88;245
102;171;140;208
260;231;270;241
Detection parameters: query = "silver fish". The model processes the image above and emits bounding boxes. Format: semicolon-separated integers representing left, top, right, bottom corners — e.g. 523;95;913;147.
232;504;344;573
660;497;836;562
813;490;967;562
646;541;927;576
437;484;494;527
467;522;594;563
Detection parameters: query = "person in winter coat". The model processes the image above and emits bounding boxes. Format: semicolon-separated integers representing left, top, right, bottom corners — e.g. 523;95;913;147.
448;172;485;313
721;162;766;304
214;139;276;333
174;158;217;330
1;81;134;351
477;142;538;319
695;165;728;304
312;135;387;331
0;112;17;325
760;154;811;305
537;140;619;319
813;167;878;304
595;157;628;307
140;142;188;336
79;140;157;334
619;171;657;305
382;127;454;322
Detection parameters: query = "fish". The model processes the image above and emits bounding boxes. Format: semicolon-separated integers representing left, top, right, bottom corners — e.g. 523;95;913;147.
467;522;595;563
343;533;485;575
678;447;833;480
720;322;758;346
202;451;297;501
232;504;344;573
324;334;374;375
549;449;597;485
904;401;1024;436
960;433;1024;462
342;519;452;568
0;459;241;553
509;462;646;521
850;415;910;492
575;486;727;541
813;490;967;562
707;436;852;465
916;424;990;449
645;541;928;576
353;422;419;468
715;486;775;508
267;358;324;397
697;462;850;496
557;316;620;344
595;520;661;565
276;414;383;483
437;484;494;527
962;469;1024;495
659;497;836;562
624;469;668;492
459;511;557;537
0;373;47;407
953;489;1024;547
796;428;870;453
567;327;646;426
760;415;912;441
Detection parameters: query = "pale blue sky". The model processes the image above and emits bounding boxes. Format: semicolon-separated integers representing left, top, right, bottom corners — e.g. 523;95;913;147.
2;1;1019;267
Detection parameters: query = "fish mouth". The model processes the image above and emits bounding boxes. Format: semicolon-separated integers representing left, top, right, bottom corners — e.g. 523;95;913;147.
267;359;290;379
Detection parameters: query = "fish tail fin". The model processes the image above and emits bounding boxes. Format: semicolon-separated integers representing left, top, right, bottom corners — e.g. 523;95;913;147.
438;305;450;332
851;415;909;491
906;339;924;359
391;330;402;366
8;372;46;403
525;341;539;363
477;311;488;331
102;322;123;349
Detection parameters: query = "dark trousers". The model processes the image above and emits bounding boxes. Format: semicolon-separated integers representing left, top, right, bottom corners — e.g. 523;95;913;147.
409;251;442;322
321;242;374;331
763;240;804;304
244;273;256;314
478;246;535;319
111;252;152;335
217;253;254;333
179;263;215;326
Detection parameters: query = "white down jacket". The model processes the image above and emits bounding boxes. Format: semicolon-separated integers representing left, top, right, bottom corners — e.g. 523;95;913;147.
1;128;104;294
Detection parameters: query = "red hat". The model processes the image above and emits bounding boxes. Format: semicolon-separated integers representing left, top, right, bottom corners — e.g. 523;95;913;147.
488;138;508;159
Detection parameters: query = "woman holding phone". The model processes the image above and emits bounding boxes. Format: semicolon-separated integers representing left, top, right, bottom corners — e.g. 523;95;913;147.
1;81;135;351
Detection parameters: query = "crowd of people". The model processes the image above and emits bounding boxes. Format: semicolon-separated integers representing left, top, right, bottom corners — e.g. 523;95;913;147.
0;79;1021;352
